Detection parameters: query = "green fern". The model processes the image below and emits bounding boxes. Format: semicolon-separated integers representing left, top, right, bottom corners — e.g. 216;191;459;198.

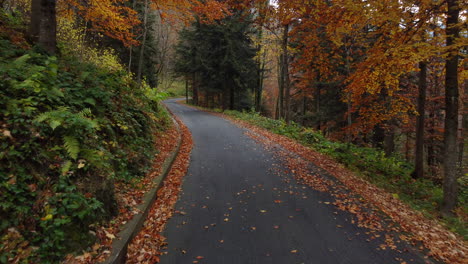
61;160;72;175
79;108;92;118
63;136;79;160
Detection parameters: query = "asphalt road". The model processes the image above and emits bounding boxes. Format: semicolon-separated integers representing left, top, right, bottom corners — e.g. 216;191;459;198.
160;99;428;264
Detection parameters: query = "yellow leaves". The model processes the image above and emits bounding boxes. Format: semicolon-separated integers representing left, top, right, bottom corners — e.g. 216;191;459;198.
41;214;53;221
104;230;115;240
61;0;140;47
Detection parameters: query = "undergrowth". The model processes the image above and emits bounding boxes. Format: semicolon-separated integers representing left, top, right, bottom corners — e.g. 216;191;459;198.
0;37;169;263
223;109;467;240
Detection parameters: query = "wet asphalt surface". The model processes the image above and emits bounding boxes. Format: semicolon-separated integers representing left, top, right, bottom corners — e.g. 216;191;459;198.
159;99;429;264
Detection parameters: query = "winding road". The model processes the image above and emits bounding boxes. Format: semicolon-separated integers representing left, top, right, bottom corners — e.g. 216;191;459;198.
160;99;429;264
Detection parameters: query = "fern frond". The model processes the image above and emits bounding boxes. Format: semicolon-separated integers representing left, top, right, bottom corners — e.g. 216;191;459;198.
61;160;72;175
63;136;80;160
79;108;92;118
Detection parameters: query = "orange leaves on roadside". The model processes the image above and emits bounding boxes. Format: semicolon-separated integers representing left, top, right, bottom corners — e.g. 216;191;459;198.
215;110;467;264
126;116;193;263
68;122;181;263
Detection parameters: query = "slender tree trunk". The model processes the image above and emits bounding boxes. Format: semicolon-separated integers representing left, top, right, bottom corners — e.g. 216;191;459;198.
384;128;395;156
256;52;266;112
301;91;307;125
128;0;136;72
137;0;149;86
442;0;460;216
229;84;234;110
185;76;189;104
315;75;321;130
30;0;57;54
255;28;263;112
277;55;284;119
282;24;291;123
415;60;428;178
192;73;199;105
345;44;353;143
372;125;385;149
128;46;133;72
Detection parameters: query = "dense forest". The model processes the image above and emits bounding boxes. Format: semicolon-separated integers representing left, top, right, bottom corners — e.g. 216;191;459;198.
0;0;466;263
174;0;466;218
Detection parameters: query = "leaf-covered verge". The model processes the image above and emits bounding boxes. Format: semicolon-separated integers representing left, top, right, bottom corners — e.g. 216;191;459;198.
227;115;467;264
65;121;180;263
126;115;193;263
192;106;466;263
0;37;170;263
220;110;467;240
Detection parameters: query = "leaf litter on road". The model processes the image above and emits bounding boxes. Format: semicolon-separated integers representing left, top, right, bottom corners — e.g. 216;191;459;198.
205;109;467;264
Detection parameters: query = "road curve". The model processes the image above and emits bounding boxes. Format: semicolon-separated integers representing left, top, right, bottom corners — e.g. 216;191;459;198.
160;99;428;264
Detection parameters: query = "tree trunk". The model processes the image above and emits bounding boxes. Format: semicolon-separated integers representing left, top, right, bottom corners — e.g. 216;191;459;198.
415;60;427;178
277;55;284;119
128;0;137;72
441;0;460;216
315;76;321;130
30;0;57;54
384;128;395;157
301;91;307;125
282;24;291;124
185;76;189;104
372;125;385;149
137;0;149;86
229;84;235;110
192;73;199;105
256;53;266;112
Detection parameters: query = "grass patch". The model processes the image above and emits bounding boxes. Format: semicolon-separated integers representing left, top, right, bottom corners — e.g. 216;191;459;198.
160;79;187;98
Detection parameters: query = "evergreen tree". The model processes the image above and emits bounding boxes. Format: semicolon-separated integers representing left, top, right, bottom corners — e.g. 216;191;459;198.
175;12;258;110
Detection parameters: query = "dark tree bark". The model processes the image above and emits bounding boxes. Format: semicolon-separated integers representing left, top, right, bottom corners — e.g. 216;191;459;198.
128;0;137;72
277;55;284;119
415;60;428;178
372;125;385;149
282;24;291;123
229;84;235;110
315;74;321;130
384;128;395;157
29;0;57;54
185;76;189;104
192;73;199;105
137;0;149;86
301;91;307;125
442;0;460;216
